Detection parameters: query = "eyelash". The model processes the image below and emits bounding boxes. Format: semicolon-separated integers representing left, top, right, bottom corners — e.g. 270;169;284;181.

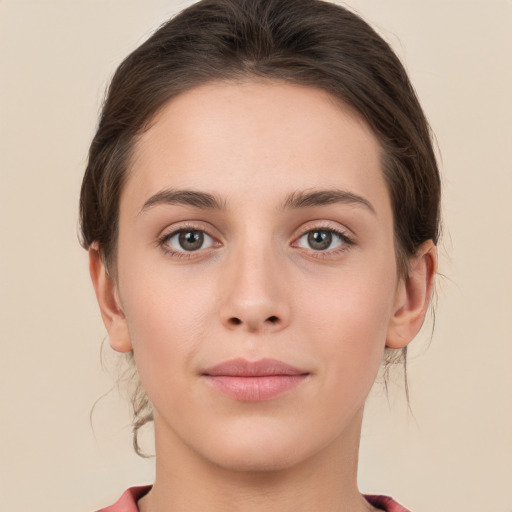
157;225;354;259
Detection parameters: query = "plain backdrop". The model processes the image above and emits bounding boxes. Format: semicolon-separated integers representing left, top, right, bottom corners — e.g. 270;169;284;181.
1;1;511;511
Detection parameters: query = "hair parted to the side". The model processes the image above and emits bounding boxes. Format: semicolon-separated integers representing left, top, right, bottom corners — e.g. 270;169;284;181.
80;0;441;456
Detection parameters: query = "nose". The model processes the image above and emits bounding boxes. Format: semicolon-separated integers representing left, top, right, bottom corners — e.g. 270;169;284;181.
219;242;290;333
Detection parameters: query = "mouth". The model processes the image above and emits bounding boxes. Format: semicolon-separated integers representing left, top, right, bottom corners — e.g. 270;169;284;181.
202;358;309;402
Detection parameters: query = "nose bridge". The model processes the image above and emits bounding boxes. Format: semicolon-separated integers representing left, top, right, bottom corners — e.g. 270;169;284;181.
220;230;289;332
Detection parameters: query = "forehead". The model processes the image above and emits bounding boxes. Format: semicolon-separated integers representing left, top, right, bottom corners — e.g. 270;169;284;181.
123;80;389;215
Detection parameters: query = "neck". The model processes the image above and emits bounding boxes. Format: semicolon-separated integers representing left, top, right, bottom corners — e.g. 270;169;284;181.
139;408;375;512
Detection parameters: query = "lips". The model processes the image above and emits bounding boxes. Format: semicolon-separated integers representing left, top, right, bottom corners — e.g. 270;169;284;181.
202;358;309;401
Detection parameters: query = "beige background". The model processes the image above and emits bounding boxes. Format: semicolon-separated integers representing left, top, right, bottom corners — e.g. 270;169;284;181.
1;0;511;511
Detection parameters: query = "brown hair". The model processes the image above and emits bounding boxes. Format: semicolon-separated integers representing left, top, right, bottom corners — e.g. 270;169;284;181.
80;0;441;455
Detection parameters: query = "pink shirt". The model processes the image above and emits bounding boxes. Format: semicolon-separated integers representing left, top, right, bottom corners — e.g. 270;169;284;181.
96;486;411;511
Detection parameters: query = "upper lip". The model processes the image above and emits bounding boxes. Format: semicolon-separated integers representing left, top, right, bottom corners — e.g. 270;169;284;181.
202;358;308;377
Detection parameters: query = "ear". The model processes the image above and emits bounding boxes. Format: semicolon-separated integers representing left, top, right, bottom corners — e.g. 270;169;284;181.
88;244;133;353
386;240;438;349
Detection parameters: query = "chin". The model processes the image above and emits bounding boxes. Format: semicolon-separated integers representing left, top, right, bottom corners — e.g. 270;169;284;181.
207;443;306;473
196;419;322;474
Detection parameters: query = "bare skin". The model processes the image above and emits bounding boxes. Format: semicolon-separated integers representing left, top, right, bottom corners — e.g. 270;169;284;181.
90;81;436;512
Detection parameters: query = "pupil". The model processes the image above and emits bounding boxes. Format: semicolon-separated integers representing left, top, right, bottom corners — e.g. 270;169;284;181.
308;230;331;250
179;231;203;251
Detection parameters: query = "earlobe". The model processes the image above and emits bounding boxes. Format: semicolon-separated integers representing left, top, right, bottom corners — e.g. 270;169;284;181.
386;240;437;349
88;245;133;353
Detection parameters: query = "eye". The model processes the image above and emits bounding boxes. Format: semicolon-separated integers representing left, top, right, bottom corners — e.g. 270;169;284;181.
296;229;348;251
164;229;215;252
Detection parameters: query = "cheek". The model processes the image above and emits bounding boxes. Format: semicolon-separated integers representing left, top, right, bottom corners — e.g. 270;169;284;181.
297;259;397;390
118;262;218;399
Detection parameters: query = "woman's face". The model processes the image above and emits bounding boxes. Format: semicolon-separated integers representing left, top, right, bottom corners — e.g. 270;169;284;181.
111;81;405;470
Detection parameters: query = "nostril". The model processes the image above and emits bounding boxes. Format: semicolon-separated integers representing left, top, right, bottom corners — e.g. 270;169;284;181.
226;316;280;328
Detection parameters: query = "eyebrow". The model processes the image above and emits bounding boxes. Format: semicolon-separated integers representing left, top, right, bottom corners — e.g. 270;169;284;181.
139;189;226;214
139;187;375;215
282;189;375;214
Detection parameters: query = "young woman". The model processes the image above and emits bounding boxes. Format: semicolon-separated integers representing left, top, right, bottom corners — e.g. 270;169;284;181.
80;0;440;510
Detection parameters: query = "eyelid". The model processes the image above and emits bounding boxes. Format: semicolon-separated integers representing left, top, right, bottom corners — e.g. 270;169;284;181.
157;220;222;242
292;220;355;241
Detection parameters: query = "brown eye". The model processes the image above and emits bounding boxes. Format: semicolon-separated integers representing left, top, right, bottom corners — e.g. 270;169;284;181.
297;229;345;251
166;230;213;252
307;231;332;250
179;231;204;251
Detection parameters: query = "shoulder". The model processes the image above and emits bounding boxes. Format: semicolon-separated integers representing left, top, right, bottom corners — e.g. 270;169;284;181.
95;486;152;512
364;494;411;512
95;488;407;512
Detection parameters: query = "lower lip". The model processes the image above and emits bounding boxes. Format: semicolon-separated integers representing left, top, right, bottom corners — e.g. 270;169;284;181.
204;375;308;401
